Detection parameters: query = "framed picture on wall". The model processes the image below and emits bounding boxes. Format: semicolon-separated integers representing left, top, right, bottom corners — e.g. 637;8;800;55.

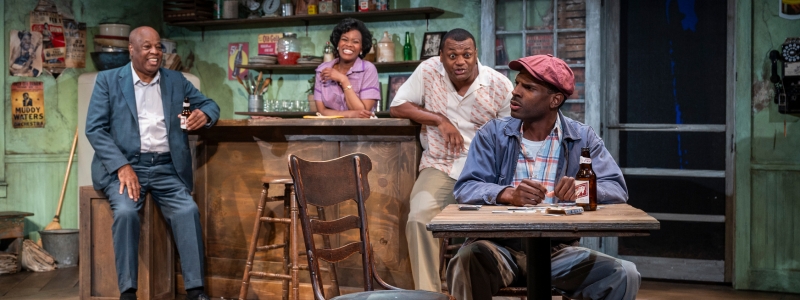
387;74;411;108
420;31;446;60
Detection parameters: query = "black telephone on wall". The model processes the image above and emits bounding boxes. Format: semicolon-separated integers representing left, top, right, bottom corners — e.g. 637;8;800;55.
771;37;800;115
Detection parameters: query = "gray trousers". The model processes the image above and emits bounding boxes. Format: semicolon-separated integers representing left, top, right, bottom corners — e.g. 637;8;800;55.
103;152;205;293
446;240;640;300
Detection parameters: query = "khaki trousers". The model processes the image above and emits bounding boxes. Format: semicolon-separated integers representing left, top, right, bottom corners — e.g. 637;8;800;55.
406;168;457;292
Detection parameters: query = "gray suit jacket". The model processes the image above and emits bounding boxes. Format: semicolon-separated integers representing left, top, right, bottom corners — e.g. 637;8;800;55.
85;63;220;191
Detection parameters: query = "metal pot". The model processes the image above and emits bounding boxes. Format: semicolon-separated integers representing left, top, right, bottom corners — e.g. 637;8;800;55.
98;23;130;37
99;45;128;52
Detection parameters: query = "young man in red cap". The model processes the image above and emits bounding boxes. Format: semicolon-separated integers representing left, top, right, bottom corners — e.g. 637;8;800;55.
446;54;639;300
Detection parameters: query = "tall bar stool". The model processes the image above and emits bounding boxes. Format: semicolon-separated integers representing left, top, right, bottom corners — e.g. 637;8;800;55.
239;176;340;300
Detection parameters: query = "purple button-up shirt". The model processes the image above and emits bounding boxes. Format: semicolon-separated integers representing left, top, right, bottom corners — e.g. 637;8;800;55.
314;57;381;111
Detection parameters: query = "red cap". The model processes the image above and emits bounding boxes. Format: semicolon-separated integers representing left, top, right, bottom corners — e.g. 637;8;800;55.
508;54;574;96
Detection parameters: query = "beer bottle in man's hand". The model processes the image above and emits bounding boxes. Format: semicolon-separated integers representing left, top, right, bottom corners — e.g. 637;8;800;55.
575;147;597;211
180;98;190;132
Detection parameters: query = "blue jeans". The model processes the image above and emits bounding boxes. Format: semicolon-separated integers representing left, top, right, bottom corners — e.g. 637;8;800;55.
103;152;205;292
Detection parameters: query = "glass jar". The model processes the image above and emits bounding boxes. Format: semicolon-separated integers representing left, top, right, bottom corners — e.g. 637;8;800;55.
340;0;356;12
277;32;300;65
377;31;395;62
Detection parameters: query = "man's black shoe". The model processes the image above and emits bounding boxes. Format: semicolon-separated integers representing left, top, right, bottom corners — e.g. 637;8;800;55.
120;293;137;300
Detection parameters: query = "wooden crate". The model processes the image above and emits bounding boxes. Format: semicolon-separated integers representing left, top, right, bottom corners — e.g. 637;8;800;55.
558;0;586;29
79;187;174;300
164;0;214;22
558;33;585;60
0;211;33;274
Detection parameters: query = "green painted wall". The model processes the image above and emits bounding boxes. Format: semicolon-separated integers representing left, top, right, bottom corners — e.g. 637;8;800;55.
1;0;482;241
164;0;482;119
1;0;162;241
734;0;800;293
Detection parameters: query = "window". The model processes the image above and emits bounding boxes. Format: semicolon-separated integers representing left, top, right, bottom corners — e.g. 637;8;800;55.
482;0;600;130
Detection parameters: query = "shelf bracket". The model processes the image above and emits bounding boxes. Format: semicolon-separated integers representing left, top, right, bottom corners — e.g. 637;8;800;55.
426;14;430;30
304;20;309;36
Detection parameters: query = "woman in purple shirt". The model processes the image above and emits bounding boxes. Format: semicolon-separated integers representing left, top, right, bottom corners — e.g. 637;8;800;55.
314;18;381;118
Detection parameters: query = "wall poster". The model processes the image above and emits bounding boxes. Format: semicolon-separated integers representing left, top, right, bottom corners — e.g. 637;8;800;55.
63;18;87;68
8;30;43;77
228;42;249;80
780;0;800;19
11;82;46;129
30;10;66;74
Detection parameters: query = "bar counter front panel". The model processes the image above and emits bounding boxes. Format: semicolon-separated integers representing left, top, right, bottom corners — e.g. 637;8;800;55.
187;118;421;298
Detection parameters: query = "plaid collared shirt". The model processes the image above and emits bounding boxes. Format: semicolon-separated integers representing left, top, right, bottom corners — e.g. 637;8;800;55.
511;117;562;204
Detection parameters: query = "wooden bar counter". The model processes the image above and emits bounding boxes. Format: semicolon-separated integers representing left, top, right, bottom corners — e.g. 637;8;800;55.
189;118;421;299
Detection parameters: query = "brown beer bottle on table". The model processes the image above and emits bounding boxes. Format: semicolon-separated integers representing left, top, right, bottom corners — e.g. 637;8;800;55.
180;98;190;132
575;147;597;211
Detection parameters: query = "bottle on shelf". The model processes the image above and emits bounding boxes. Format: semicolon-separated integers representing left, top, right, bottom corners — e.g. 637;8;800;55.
180;98;191;132
377;31;395;63
403;31;412;61
213;0;223;19
323;41;335;62
575;147;597;211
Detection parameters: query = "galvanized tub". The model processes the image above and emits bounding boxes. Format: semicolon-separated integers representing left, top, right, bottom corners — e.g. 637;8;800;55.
39;229;79;268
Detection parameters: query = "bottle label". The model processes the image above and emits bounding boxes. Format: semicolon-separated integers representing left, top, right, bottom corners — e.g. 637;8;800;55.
180;116;187;130
575;180;590;204
580;156;591;164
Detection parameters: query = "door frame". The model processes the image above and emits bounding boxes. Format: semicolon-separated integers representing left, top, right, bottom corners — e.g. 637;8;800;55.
601;0;736;283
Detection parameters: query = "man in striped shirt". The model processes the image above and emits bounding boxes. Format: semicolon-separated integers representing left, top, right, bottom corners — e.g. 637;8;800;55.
390;28;513;292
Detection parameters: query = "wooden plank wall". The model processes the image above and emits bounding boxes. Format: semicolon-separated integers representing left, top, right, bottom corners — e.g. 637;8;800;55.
748;170;800;291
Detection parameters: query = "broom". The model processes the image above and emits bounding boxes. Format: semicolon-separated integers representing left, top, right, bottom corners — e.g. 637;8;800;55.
44;127;79;231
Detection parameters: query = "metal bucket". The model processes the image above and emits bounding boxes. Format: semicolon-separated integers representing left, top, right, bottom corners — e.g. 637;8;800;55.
39;229;79;268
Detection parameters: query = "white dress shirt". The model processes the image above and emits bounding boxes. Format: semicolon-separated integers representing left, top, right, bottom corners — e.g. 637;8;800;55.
131;64;169;153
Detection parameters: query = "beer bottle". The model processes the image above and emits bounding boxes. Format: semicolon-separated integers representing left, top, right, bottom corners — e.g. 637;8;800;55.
180;98;191;132
575;147;597;211
403;32;413;61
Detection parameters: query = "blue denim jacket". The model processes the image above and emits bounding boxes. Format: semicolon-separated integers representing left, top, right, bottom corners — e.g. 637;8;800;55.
454;112;628;205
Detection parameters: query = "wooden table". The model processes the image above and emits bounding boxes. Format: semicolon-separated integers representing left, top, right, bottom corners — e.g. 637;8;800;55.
427;204;659;300
0;211;34;273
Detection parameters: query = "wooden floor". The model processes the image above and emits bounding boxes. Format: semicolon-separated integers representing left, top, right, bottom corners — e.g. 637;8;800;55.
1;267;799;300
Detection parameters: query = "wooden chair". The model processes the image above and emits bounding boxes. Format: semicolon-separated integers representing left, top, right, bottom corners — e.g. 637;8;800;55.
288;153;454;300
239;177;340;300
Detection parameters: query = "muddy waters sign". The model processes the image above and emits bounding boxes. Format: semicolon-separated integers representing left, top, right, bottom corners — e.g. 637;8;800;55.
11;81;45;128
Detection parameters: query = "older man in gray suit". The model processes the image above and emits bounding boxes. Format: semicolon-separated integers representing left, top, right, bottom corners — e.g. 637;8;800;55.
85;26;219;300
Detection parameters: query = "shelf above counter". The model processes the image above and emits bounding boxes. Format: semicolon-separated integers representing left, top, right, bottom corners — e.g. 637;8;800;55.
235;61;422;74
167;7;445;31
